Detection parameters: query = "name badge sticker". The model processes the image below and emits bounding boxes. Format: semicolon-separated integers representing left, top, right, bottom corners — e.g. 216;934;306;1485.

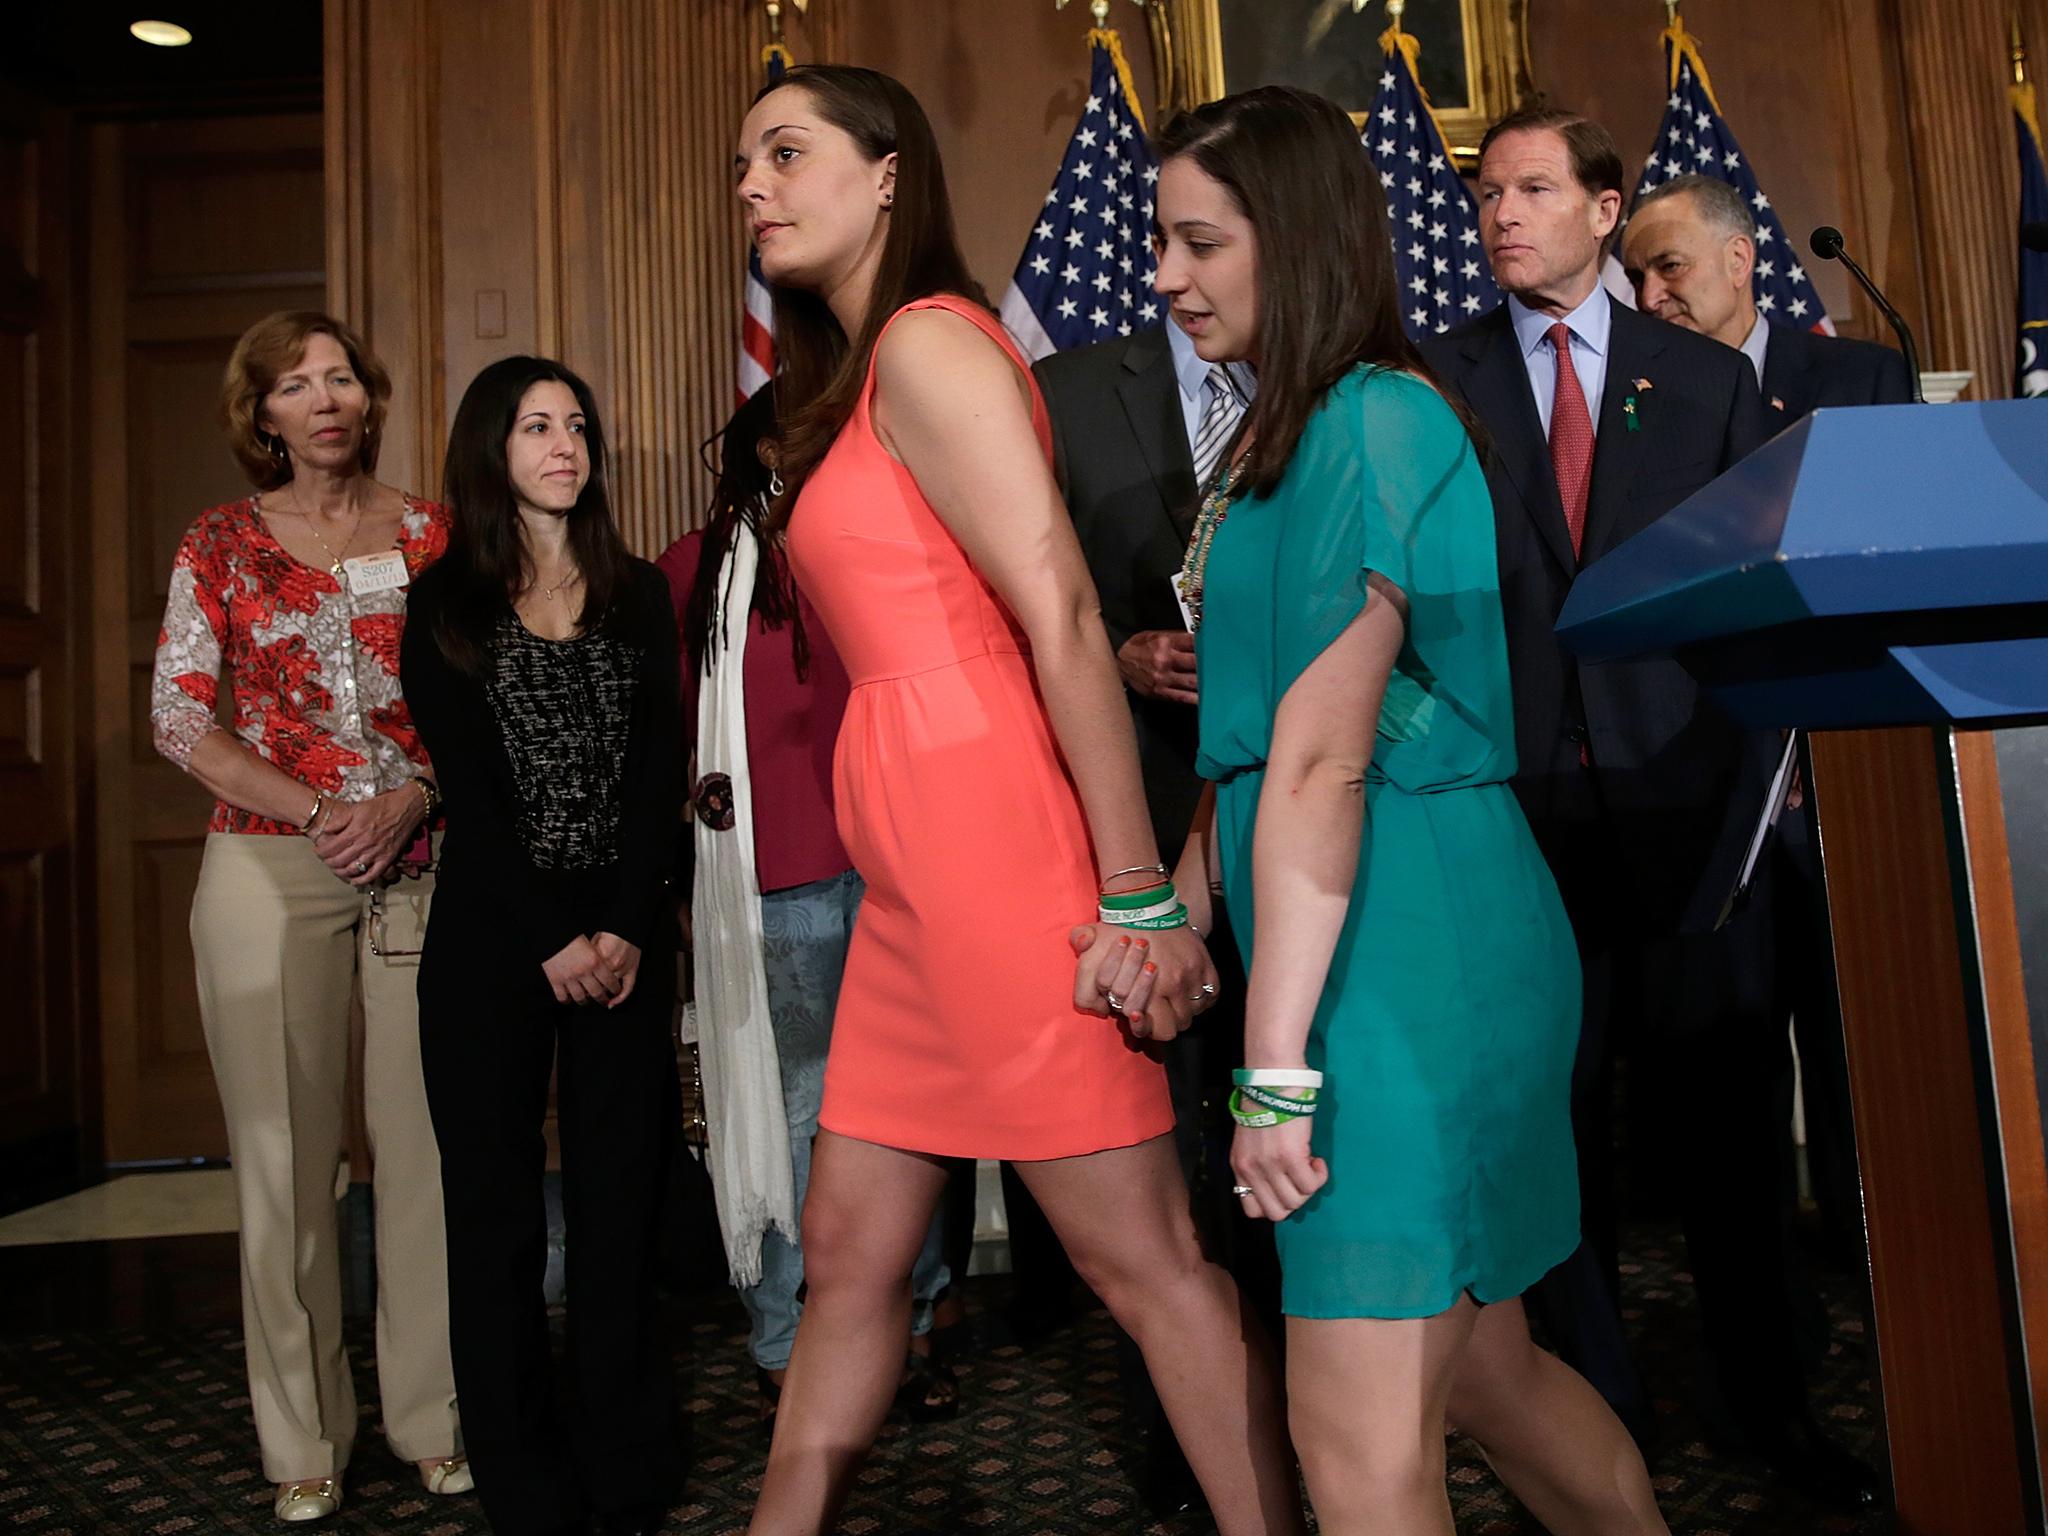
344;551;410;596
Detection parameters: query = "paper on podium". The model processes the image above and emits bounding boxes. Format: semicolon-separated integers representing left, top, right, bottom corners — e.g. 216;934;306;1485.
1717;729;1801;930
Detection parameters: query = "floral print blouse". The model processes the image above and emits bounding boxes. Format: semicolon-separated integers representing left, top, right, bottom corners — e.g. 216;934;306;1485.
151;494;451;835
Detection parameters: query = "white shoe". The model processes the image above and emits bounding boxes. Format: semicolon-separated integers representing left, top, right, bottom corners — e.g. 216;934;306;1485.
273;1477;340;1522
420;1455;474;1496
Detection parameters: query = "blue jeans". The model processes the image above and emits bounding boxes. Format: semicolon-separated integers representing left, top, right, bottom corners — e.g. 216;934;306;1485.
741;870;950;1370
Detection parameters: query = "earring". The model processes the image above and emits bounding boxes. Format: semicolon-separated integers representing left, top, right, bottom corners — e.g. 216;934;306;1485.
264;432;287;463
883;194;894;207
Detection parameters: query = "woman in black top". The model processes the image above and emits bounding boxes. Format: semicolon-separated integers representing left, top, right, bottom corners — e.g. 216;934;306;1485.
401;357;683;1536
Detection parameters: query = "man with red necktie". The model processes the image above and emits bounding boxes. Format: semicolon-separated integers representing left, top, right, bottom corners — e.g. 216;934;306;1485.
1420;105;1877;1514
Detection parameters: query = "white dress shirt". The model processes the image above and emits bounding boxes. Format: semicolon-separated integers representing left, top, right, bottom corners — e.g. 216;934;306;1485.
1166;318;1257;453
1737;311;1771;388
1509;287;1612;438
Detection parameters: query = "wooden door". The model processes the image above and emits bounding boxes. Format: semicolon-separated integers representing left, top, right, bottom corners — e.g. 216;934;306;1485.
0;87;83;1197
89;111;325;1164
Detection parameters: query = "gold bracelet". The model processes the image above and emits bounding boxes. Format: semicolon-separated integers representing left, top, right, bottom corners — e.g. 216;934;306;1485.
302;790;326;835
410;775;441;821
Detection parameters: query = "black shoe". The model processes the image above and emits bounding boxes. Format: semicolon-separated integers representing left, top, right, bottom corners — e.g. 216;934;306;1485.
1744;1414;1882;1513
596;1505;669;1536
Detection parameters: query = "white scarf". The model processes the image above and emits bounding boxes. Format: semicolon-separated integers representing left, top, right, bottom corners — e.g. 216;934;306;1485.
690;518;796;1288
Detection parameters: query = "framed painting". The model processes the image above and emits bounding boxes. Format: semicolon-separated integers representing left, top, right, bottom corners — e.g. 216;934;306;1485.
1145;0;1530;162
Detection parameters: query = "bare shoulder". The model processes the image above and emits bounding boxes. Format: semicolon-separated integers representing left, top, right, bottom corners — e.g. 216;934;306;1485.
873;304;1032;426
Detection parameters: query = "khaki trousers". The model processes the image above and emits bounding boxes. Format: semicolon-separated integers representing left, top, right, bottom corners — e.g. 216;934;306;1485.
191;832;461;1481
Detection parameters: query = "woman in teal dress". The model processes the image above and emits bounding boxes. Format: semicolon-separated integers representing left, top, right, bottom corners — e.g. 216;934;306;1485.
1134;87;1669;1533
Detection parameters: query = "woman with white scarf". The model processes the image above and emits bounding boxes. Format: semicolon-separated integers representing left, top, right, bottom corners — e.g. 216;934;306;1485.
657;387;957;1424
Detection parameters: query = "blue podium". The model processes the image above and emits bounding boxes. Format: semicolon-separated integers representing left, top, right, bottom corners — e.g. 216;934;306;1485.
1556;402;2048;1533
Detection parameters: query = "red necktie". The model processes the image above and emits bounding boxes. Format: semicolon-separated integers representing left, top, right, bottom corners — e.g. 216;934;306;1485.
1547;321;1594;558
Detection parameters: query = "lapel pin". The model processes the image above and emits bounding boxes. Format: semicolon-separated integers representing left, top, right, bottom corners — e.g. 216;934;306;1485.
1771;395;1786;411
1632;377;1653;391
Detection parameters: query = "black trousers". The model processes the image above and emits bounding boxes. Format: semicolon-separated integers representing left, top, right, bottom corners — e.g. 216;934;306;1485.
419;883;683;1536
1526;825;1809;1433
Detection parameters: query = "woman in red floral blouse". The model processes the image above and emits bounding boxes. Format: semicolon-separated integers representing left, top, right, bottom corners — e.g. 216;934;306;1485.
151;310;470;1525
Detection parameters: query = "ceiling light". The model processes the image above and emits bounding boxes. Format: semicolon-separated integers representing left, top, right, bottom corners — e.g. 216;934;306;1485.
130;20;194;47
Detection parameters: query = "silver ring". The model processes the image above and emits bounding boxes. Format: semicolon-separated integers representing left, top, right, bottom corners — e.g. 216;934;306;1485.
1232;1185;1254;1198
1104;990;1126;1012
353;861;369;875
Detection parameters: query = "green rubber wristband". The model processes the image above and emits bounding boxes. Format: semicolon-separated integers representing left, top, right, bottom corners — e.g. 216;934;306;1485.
1237;1082;1318;1116
1229;1087;1312;1128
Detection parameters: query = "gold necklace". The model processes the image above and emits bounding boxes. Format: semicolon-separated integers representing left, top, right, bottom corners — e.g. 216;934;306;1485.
1179;463;1239;632
273;493;362;576
535;569;582;602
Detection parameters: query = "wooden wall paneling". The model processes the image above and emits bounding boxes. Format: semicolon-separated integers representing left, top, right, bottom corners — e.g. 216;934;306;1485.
326;0;442;499
0;89;82;1193
1894;0;2020;396
91;113;325;1164
1808;726;2030;1531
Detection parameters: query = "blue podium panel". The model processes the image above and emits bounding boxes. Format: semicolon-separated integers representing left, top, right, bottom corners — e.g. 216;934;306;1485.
1555;401;2048;728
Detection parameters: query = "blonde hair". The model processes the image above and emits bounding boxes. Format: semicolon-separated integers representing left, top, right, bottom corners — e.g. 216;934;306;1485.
220;310;393;489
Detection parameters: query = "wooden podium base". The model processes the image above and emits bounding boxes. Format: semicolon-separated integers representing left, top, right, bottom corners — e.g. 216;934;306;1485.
1811;726;2048;1532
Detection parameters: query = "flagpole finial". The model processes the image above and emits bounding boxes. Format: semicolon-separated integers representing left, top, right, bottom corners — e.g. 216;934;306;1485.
2016;14;2029;87
1382;0;1407;25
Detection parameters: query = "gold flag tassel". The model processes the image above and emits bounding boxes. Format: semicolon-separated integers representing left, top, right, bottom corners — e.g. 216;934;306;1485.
1088;25;1150;136
1659;8;1723;111
1378;3;1460;168
762;0;804;72
2018;18;2043;159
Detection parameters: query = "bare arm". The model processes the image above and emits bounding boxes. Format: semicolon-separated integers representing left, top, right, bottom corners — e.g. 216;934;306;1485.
872;308;1214;1036
182;728;327;828
1231;577;1406;1221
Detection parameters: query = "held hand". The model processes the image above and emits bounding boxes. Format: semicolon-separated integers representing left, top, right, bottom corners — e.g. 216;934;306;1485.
1116;630;1199;706
542;936;622;1006
591;931;643;1009
313;786;425;885
1068;923;1218;1043
1231;1116;1328;1223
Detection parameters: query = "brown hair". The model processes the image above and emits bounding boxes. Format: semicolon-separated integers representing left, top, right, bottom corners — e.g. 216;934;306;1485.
1155;86;1475;499
1478;105;1625;200
219;310;393;490
757;66;986;523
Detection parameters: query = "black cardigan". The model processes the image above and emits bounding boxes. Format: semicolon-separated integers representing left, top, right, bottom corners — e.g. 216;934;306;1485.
401;557;683;961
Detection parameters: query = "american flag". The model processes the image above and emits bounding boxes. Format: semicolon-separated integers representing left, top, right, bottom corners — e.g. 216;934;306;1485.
1630;21;1831;331
2015;79;2047;398
736;45;790;406
999;28;1160;359
1362;27;1499;339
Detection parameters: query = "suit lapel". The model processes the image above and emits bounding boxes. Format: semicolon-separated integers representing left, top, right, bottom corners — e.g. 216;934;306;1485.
1115;331;1198;542
1582;301;1665;562
1760;324;1817;423
1461;310;1577;574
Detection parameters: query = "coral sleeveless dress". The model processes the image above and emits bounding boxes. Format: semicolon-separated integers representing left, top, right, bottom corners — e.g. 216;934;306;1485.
785;296;1173;1160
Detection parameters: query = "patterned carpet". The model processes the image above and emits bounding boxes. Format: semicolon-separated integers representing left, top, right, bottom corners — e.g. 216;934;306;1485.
0;1227;1881;1535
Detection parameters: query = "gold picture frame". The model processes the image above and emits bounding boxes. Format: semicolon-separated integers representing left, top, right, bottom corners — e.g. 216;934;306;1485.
1145;0;1530;164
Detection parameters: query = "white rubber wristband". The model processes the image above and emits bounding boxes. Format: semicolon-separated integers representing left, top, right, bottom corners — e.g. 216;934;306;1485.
1237;1068;1325;1089
1100;895;1183;925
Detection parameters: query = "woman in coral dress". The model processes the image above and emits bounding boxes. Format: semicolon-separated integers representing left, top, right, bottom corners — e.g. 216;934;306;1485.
733;66;1301;1535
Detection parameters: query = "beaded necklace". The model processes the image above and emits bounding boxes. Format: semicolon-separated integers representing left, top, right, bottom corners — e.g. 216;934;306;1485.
1178;461;1239;633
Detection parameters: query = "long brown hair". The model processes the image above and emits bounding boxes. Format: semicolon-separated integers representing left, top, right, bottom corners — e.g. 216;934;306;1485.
757;65;986;522
1156;87;1473;498
433;356;633;675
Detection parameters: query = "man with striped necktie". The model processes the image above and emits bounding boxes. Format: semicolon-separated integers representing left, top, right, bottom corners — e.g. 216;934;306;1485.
1033;317;1265;1520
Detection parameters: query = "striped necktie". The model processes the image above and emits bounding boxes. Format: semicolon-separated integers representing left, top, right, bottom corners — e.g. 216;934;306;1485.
1191;365;1244;490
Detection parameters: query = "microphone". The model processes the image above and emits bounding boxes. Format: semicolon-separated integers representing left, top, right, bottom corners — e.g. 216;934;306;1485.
2023;222;2048;254
1809;226;1925;403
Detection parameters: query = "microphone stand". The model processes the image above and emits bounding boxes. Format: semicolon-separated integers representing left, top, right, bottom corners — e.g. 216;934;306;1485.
1809;226;1926;404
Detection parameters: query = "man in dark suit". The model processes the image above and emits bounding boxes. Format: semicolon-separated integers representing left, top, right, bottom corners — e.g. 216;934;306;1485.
1031;318;1272;1518
1621;173;1914;426
1418;106;1876;1512
1624;172;1916;1274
